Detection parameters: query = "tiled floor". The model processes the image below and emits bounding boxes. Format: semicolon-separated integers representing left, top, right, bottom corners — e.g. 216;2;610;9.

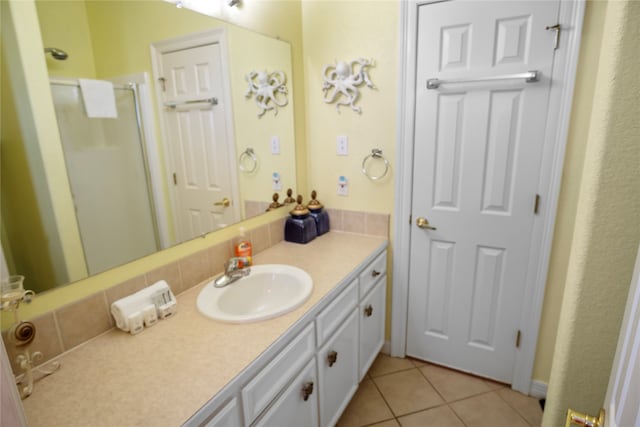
337;354;543;427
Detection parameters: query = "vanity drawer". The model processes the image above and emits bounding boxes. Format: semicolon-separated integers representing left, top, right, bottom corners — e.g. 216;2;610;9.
316;278;358;346
359;250;387;297
242;323;315;425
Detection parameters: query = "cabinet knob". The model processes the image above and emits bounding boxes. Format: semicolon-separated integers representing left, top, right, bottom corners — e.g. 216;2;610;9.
371;270;381;278
327;350;338;367
302;381;314;401
364;304;373;317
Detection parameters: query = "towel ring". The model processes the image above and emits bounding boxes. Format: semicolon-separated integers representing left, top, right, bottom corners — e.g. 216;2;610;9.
362;149;389;181
239;148;258;173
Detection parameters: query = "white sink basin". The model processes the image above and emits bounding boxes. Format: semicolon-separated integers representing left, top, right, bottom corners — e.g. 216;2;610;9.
196;265;313;323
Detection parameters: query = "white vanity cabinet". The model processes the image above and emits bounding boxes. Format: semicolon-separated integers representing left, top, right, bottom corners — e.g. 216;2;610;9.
358;250;387;381
195;248;388;427
254;358;318;427
359;277;386;381
318;308;359;427
203;398;242;427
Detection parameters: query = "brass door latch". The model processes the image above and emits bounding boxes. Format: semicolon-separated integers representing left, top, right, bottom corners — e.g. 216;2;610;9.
565;408;605;427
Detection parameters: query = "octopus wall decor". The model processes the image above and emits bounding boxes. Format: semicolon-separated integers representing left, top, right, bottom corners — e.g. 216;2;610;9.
322;58;376;114
245;70;288;117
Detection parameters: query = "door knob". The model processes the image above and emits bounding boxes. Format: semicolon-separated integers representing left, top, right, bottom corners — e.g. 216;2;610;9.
416;217;437;230
565;408;604;427
214;197;231;207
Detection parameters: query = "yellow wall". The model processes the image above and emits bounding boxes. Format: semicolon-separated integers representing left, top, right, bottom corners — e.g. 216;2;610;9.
1;31;59;292
542;2;640;424
301;1;397;213
532;1;607;382
2;0;87;293
36;0;97;78
228;26;297;206
301;1;399;335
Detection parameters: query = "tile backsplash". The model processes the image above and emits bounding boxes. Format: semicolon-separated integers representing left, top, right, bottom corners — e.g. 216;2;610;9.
2;209;388;375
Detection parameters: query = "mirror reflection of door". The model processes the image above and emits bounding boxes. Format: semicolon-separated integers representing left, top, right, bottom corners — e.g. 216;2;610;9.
156;35;241;242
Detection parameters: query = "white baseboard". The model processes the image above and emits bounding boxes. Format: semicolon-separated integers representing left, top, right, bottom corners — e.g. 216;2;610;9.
530;380;548;399
381;340;391;355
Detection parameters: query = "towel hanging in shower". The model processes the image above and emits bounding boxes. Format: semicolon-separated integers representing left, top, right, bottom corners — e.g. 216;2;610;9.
78;78;118;118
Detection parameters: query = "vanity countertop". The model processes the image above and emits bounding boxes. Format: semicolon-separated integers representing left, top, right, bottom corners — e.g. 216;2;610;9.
21;232;387;427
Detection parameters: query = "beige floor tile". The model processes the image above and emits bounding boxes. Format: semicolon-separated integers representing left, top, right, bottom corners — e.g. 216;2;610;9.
408;357;428;368
398;405;465;427
420;364;492;402
368;420;400;427
497;388;543;426
483;378;508;391
337;379;394;427
369;354;416;377
450;391;529;427
373;369;444;416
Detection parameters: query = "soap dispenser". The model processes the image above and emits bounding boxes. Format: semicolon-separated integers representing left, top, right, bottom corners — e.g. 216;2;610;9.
307;190;330;236
284;195;318;244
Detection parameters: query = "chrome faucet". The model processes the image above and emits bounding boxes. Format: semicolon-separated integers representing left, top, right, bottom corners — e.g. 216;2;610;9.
213;257;251;288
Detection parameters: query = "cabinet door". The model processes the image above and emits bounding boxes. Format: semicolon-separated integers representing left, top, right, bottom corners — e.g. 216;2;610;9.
359;277;386;381
203;398;241;427
254;358;318;427
318;309;359;427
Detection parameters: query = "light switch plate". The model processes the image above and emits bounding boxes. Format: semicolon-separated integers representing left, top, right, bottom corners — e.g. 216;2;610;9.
336;135;348;156
270;136;280;154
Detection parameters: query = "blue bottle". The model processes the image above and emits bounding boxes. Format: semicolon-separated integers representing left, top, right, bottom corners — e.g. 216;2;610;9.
285;195;317;244
307;190;330;236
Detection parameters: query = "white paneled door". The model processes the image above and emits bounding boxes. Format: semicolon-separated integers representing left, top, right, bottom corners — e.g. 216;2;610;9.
602;246;640;427
160;42;240;242
407;0;561;383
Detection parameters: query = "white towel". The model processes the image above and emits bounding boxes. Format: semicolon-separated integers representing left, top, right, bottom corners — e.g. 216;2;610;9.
78;78;118;118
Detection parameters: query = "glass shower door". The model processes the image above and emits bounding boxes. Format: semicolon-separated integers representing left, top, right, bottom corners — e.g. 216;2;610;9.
51;82;159;276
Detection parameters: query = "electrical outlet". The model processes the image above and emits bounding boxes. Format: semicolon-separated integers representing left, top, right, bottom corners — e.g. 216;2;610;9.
272;172;282;191
336;135;348;155
337;176;348;196
270;136;280;154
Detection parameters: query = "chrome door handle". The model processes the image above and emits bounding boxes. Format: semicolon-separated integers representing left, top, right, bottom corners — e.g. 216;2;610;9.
214;197;231;207
416;217;436;230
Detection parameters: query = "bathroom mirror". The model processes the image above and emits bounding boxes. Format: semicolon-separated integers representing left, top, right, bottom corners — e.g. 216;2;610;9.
1;0;298;293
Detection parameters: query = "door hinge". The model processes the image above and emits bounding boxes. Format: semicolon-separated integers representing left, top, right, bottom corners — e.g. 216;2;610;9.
158;77;166;92
172;172;177;185
409;214;412;225
534;194;541;214
546;24;561;50
516;330;522;348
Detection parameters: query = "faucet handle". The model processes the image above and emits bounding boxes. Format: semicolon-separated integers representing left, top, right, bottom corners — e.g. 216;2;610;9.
227;257;252;272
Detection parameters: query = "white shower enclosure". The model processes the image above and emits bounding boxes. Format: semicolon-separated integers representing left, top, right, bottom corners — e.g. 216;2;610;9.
50;80;159;276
